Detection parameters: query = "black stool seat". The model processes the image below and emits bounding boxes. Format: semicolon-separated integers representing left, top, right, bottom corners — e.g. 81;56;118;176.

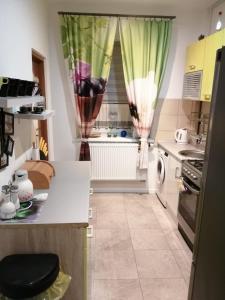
0;254;59;299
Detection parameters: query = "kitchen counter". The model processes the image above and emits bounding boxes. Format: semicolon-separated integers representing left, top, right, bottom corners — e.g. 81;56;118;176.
0;161;91;300
158;140;204;162
0;161;90;227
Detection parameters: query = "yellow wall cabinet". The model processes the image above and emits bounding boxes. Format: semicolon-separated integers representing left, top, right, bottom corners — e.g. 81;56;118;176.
200;30;225;101
185;39;205;73
184;29;225;101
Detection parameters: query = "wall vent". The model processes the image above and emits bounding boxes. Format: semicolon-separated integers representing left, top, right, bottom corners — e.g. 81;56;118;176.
183;71;202;100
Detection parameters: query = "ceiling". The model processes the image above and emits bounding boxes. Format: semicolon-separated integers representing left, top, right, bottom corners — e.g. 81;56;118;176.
48;0;218;11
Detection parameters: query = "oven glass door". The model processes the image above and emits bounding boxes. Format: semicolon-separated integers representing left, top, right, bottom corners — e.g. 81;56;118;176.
178;176;200;232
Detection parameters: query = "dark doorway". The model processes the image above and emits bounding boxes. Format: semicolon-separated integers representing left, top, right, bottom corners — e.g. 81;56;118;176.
32;49;49;160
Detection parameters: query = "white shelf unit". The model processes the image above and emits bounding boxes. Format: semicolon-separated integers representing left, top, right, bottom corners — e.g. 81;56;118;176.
14;110;55;120
0;96;44;108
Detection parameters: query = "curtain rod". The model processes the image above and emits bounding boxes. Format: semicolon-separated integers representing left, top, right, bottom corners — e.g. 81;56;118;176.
58;11;176;19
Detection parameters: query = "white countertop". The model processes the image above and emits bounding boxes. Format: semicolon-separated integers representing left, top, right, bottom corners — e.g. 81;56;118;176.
158;140;205;161
0;161;91;227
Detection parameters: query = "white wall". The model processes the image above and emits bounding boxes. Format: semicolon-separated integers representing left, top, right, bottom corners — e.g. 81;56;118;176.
48;1;211;160
210;0;225;33
0;0;52;186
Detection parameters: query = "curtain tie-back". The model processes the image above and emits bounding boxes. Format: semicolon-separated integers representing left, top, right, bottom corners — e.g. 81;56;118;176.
81;138;89;142
138;137;149;169
139;137;147;143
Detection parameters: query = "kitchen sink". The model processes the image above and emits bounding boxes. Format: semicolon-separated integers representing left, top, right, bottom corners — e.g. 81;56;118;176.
178;149;205;159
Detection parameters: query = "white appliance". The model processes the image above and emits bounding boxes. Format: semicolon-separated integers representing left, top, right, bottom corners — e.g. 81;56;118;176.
156;148;169;207
174;128;188;144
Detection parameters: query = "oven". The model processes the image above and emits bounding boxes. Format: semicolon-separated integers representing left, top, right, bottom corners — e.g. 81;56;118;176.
178;160;202;251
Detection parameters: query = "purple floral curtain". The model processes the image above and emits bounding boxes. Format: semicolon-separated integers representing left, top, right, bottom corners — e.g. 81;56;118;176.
60;15;117;160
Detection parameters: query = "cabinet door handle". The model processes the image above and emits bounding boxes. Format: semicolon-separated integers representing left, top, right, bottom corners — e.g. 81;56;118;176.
88;208;93;219
175;167;181;179
189;65;196;70
204;94;211;101
87;225;94;238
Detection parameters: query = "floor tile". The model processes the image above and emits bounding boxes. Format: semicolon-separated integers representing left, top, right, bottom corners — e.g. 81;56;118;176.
172;250;192;284
93;279;143;300
124;194;153;214
127;211;161;229
95;229;132;251
94;248;138;279
151;202;177;232
92;193;125;213
135;250;182;279
130;229;169;250
96;212;128;229
165;230;191;251
140;278;188;300
88;193;192;299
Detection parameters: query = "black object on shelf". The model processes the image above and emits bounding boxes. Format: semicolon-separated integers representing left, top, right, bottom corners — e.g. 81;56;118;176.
25;81;36;96
0;77;40;97
6;78;20;97
0;77;10;97
17;80;27;96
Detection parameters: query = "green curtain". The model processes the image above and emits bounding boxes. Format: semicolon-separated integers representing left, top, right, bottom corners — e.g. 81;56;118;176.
60;15;117;160
119;17;172;168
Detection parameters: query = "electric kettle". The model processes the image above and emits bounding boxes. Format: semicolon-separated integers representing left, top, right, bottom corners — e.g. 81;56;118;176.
174;128;188;144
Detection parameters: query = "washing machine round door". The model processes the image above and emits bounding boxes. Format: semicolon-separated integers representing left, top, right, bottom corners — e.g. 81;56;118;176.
157;156;165;185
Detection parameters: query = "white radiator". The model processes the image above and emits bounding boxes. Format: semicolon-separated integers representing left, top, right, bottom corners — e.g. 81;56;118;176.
89;143;139;180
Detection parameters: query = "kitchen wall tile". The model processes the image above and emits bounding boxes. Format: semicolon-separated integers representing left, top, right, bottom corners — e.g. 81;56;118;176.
177;115;191;129
155;130;174;141
201;101;210;114
191;101;201;113
158;115;178;131
160;99;179;115
178;100;193;116
140;278;188;300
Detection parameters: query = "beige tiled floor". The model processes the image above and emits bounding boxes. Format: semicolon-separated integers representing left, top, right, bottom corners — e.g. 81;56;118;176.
88;193;192;300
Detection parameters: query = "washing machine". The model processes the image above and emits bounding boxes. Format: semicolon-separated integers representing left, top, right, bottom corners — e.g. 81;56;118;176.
156;147;169;207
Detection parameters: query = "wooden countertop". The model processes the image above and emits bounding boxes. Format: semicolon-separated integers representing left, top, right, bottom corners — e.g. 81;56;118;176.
0;161;91;228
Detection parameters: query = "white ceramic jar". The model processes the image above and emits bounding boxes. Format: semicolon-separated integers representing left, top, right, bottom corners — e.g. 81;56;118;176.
10;184;20;209
14;170;33;202
0;186;16;220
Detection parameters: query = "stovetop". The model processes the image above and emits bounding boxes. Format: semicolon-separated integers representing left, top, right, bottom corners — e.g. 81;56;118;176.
186;160;204;172
182;159;204;188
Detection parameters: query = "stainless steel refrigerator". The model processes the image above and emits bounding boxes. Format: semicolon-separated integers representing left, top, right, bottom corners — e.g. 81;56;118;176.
189;46;225;300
